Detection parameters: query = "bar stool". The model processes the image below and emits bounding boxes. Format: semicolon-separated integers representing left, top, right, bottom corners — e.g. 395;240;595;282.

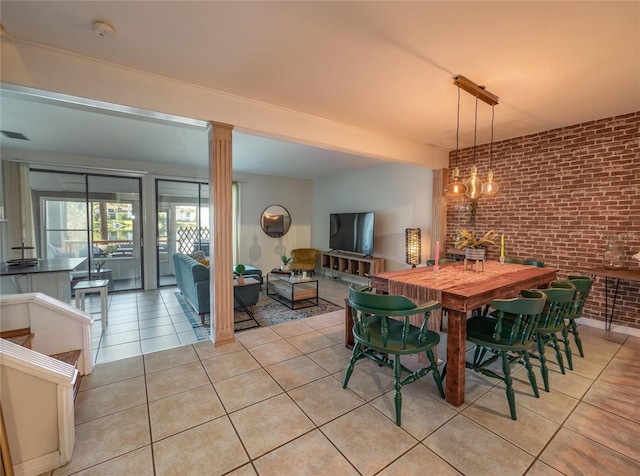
74;279;109;331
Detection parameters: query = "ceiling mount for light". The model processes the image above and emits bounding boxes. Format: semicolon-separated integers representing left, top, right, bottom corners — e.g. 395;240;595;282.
453;75;499;106
93;20;115;38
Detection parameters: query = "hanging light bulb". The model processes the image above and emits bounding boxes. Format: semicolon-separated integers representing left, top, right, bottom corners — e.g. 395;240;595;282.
465;165;483;199
445;85;467;198
482;170;499;195
482;105;499;196
465;97;483;199
445;167;466;197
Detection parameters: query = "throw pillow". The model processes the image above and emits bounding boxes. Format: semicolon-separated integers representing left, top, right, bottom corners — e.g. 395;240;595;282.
190;250;206;261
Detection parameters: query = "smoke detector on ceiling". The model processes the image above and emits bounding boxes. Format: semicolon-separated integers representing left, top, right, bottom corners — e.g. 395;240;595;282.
0;23;13;42
93;20;115;38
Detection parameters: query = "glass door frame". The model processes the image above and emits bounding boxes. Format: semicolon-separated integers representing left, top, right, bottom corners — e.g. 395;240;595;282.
31;168;144;292
156;179;210;287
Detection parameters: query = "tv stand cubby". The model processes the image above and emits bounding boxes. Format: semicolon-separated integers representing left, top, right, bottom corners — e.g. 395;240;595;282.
321;251;385;278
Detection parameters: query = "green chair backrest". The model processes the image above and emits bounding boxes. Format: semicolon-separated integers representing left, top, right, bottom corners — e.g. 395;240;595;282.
425;258;455;266
348;284;440;349
530;282;576;329
503;258;523;264
349;284;416;313
523;259;545;267
562;276;594;319
489;290;547;345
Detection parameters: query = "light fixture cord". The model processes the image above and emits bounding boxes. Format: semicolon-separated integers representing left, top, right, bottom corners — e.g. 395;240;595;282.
489;104;494;169
472;96;478;165
455;85;460;170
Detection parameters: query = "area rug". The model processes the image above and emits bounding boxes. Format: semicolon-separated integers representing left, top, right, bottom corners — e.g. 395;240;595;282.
174;292;343;340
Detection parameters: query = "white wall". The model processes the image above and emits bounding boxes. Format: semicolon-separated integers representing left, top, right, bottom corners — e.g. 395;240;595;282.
1;40;448;169
235;172;313;273
312;163;434;272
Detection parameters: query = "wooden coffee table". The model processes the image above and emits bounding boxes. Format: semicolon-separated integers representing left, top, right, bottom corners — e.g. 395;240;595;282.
266;273;318;310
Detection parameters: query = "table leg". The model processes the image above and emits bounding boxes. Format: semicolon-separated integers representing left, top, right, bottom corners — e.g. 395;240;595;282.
605;277;621;331
344;299;354;349
445;309;467;406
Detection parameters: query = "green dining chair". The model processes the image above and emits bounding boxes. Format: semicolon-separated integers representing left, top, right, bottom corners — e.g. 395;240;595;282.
472;256;521;317
465;289;547;420
425;258;456;266
523;259;545;267
503;257;523;264
343;284;444;426
553;275;594;368
526;283;576;391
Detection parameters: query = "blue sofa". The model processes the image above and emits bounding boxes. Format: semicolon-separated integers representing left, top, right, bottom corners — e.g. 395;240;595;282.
173;253;263;324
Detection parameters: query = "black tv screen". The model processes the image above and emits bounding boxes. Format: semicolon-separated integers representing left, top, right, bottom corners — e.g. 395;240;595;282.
329;212;375;256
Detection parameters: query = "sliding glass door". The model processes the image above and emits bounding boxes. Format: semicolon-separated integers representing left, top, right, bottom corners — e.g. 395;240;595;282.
156;179;210;286
31;169;143;292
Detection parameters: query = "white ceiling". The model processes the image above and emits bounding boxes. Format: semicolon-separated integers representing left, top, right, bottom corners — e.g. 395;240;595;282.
1;1;638;178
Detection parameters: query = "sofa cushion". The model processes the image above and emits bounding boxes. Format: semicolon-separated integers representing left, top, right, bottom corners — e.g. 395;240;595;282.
173;253;209;316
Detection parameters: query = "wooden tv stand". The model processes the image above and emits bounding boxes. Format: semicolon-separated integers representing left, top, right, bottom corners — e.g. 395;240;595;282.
321;251;384;278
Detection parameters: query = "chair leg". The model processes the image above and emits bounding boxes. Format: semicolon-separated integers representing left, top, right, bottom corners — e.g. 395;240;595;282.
523;351;540;399
342;344;362;389
561;325;573;370
501;351;517;420
536;334;550;392
393;355;403;426
568;319;584;357
426;348;445;399
551;334;565;375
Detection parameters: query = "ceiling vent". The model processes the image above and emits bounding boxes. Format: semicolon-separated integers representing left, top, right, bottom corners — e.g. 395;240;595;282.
1;130;30;141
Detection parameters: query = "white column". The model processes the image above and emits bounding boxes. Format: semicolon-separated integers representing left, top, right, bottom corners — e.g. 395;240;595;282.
208;122;235;345
432;169;447;258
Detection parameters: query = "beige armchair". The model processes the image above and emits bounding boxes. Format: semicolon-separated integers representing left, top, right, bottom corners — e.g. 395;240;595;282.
290;248;320;275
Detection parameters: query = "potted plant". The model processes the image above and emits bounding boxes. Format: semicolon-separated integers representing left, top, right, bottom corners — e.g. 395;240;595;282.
280;254;292;271
454;229;498;261
234;263;246;284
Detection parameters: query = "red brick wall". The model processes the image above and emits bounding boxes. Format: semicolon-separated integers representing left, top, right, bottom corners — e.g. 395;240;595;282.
446;111;640;330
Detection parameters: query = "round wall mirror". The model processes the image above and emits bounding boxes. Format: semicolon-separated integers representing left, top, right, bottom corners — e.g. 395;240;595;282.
260;205;291;238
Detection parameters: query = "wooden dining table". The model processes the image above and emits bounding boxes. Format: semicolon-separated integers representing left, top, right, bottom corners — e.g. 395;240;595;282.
361;260;558;406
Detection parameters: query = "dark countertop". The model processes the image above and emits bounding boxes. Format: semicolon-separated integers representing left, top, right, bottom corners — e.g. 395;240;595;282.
0;258;86;276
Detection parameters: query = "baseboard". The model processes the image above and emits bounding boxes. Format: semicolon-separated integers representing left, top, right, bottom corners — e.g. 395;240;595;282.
13;450;61;476
579;316;640;337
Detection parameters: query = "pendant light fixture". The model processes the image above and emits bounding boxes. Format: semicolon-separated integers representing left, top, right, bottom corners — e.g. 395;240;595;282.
481;105;499;196
464;96;483;200
444;85;467;198
451;75;500;200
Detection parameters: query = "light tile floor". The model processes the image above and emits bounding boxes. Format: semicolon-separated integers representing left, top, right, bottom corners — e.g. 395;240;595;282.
86;276;351;365
55;280;639;475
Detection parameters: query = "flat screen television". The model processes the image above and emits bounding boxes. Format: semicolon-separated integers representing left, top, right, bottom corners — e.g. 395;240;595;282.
329;212;375;256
